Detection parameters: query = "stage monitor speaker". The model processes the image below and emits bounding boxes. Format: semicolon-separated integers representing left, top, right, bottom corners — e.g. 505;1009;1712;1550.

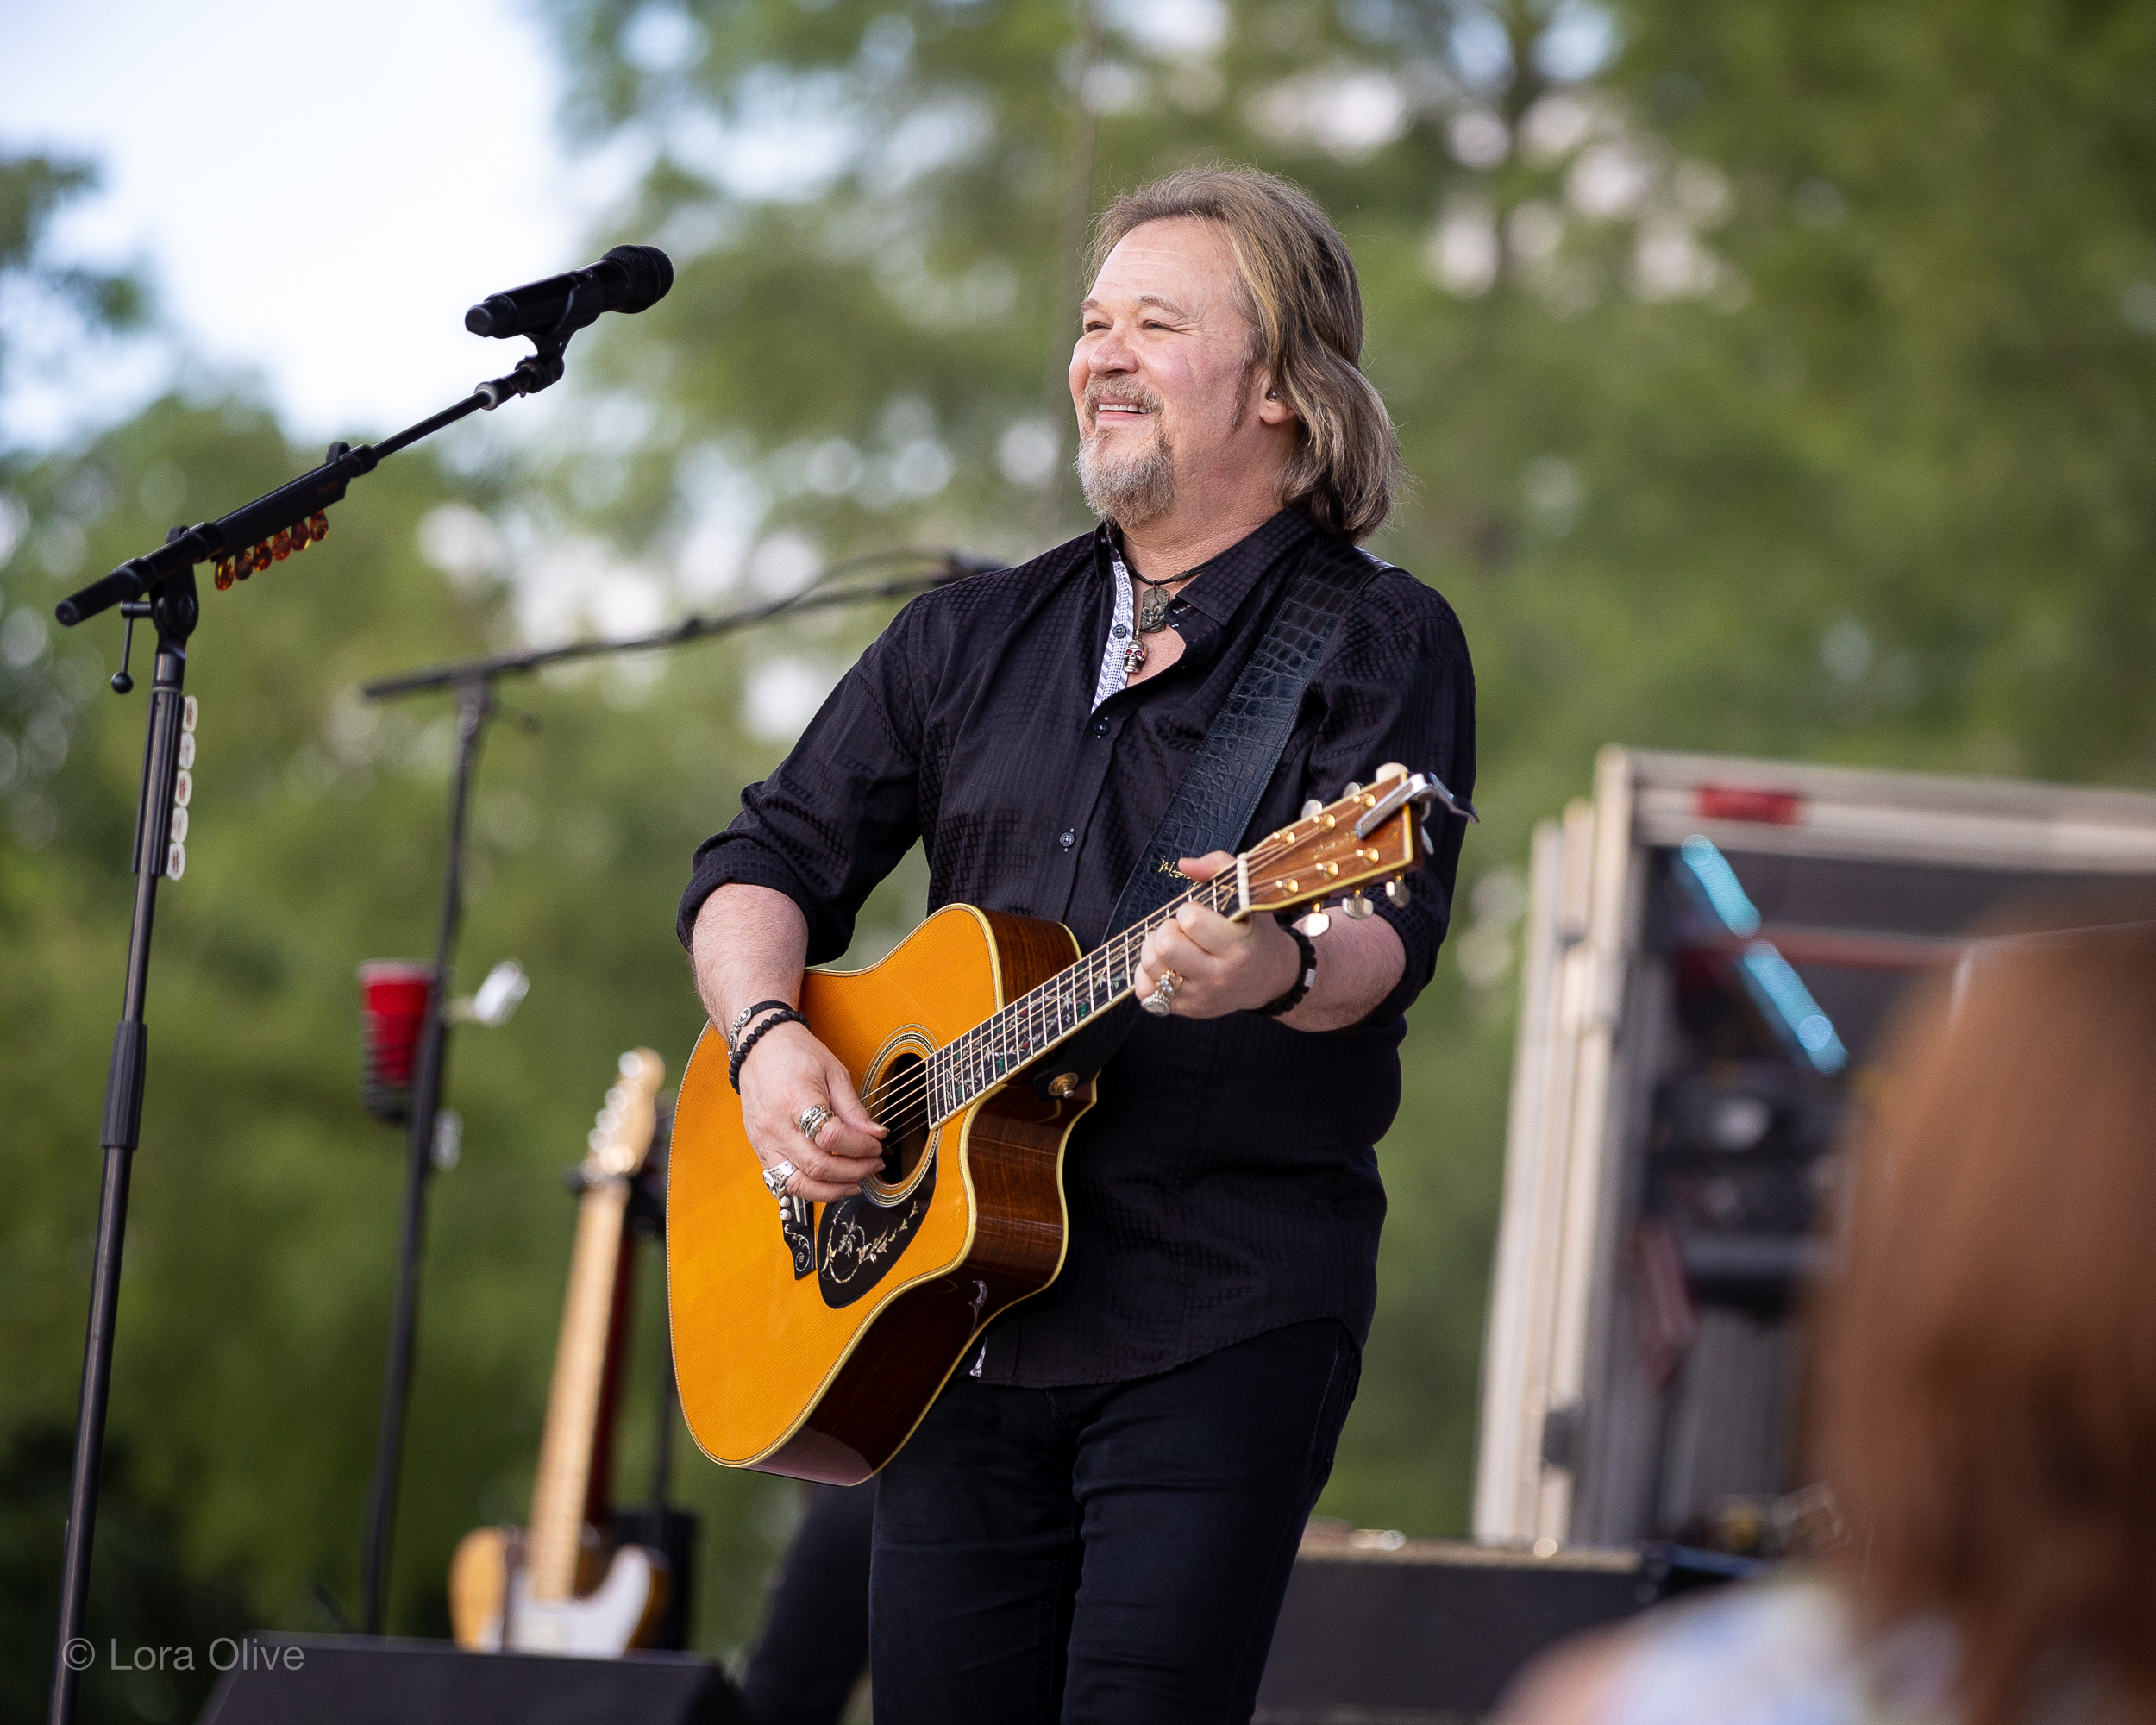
1255;1537;1741;1722
196;1635;745;1725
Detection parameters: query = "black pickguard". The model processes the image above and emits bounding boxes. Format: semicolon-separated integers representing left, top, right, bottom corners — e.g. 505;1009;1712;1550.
815;1153;937;1309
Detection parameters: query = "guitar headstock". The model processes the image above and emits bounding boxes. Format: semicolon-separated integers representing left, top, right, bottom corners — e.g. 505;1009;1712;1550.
583;1047;666;1182
1239;763;1469;922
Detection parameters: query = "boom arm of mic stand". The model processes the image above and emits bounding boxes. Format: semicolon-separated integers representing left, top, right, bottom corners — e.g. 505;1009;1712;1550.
360;563;990;701
53;340;572;629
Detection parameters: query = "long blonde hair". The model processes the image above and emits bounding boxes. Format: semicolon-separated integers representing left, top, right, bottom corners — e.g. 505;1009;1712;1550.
1087;166;1405;543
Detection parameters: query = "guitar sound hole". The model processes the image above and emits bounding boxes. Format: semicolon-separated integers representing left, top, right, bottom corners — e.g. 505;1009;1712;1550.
871;1051;932;1189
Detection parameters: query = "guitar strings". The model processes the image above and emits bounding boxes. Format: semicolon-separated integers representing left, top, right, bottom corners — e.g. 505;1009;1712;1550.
852;905;1183;1120
849;819;1338;1125
849;885;1220;1128
851;862;1257;1126
849;875;1229;1127
844;825;1319;1129
845;794;1400;1132
849;897;1199;1121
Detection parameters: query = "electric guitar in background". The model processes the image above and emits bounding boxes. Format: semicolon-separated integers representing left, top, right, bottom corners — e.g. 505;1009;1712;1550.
668;764;1448;1486
449;1049;671;1656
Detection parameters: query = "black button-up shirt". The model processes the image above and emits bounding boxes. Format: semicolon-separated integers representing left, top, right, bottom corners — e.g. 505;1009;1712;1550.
679;508;1476;1386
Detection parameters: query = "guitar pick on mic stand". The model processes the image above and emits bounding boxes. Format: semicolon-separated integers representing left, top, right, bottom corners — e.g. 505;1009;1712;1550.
351;545;1000;1642
41;247;674;1725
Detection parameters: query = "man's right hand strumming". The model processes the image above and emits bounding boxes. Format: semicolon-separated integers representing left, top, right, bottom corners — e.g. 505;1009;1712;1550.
736;1019;887;1202
693;883;886;1204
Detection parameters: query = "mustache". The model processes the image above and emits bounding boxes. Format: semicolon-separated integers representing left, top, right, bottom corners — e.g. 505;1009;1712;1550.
1082;380;1164;417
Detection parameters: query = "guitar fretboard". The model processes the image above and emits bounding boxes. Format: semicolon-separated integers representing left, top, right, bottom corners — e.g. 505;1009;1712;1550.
903;873;1243;1125
526;1182;630;1602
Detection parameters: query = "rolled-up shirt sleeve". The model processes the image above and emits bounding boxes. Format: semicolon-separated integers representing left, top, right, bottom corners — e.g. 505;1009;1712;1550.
676;604;929;964
1300;573;1477;1026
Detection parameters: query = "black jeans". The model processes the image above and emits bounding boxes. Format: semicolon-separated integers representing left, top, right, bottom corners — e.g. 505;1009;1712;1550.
868;1319;1360;1725
743;1479;878;1725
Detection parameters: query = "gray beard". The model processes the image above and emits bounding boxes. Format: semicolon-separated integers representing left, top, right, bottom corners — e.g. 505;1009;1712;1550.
1075;426;1177;527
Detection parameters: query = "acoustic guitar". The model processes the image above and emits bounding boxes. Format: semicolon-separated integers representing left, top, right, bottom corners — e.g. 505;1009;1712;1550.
668;765;1445;1486
449;1049;672;1655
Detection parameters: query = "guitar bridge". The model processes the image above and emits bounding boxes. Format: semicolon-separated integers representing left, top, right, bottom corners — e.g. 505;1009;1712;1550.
780;1194;815;1280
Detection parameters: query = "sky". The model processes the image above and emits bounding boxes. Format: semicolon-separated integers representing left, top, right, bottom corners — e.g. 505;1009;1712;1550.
1;0;611;448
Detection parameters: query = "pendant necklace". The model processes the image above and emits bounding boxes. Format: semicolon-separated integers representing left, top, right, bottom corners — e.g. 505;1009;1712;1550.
1120;561;1194;678
1135;571;1179;632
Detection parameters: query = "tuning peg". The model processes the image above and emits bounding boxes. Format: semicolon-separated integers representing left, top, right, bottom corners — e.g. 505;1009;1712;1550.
1344;894;1374;920
1344;781;1362;797
1385;879;1410;907
1375;762;1407;781
1300;799;1324;820
1294;910;1332;938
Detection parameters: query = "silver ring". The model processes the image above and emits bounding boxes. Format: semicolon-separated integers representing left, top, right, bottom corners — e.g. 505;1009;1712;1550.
796;1103;833;1143
1141;971;1180;1019
762;1157;798;1200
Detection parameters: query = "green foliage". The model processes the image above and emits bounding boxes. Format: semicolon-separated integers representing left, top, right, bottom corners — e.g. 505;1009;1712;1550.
7;0;2156;1692
0;390;890;1663
533;0;2156;1545
0;1425;250;1725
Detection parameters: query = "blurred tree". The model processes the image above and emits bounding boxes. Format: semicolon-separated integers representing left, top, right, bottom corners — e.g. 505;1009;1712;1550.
0;143;889;1667
0;380;906;1664
9;0;2156;1690
0;150;146;391
0;1424;250;1725
533;0;2156;1535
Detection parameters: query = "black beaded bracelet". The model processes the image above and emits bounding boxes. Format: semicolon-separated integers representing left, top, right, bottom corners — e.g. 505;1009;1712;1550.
1257;920;1319;1018
726;998;795;1053
729;1007;806;1092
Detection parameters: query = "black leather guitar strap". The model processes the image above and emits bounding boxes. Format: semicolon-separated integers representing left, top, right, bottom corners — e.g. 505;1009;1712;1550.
1031;531;1390;1098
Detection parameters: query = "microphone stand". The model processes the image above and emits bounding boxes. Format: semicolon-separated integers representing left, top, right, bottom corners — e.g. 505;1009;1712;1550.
44;327;578;1725
352;551;988;1637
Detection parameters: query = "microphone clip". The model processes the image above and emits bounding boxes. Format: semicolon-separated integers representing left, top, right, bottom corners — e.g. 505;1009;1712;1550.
474;279;595;409
475;328;571;411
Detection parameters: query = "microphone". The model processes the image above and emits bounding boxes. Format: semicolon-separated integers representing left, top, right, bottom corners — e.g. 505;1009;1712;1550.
465;244;674;341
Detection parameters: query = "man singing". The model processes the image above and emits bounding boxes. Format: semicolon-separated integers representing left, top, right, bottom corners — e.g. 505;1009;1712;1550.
680;166;1475;1722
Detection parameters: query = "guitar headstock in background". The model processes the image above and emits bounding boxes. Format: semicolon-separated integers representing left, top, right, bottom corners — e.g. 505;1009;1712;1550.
581;1049;666;1184
1239;762;1476;932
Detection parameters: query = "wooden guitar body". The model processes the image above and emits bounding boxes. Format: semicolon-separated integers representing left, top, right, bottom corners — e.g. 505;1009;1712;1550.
667;768;1450;1486
668;906;1093;1485
448;1525;666;1656
449;1050;673;1657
